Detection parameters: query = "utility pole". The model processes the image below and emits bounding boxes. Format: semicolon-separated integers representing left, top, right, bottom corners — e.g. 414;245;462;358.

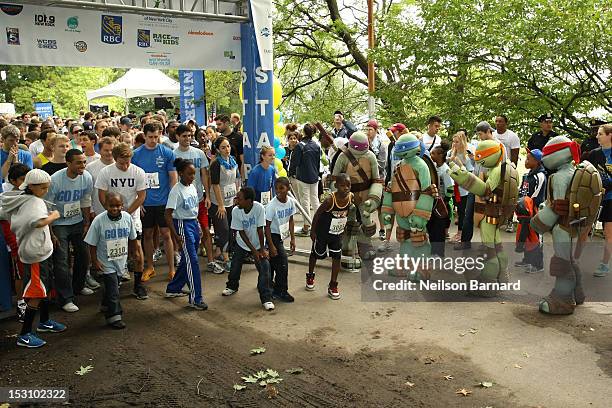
367;0;376;119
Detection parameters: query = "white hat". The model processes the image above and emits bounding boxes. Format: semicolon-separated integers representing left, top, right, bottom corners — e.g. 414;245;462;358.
19;169;51;190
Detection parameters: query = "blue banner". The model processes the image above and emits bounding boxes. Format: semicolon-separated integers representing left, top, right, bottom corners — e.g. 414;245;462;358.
240;19;274;178
34;101;54;119
179;70;206;126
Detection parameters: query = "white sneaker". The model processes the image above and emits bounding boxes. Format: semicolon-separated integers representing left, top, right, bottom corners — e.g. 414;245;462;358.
207;262;225;274
121;270;131;282
62;302;79;312
174;253;181;266
85;274;100;289
222;288;237;296
80;287;94;295
263;301;275;311
153;248;163;263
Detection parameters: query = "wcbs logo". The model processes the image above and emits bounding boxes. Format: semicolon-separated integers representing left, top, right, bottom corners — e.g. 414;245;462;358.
101;15;122;44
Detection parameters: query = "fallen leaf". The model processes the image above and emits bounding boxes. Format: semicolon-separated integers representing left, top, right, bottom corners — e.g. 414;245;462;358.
233;384;247;391
259;380;268;387
242;375;258;383
455;388;472;396
589;327;595;332
444;375;454;380
522;352;530;358
75;365;93;376
250;347;266;355
266;378;283;384
459;333;466;337
405;381;415;387
0;403;10;408
479;381;493;388
514;364;522;369
468;328;478;334
266;369;279;378
266;384;278;399
285;367;303;374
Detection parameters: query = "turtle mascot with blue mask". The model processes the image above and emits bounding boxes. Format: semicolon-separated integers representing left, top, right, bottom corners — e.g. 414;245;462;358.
530;136;602;314
448;140;519;295
330;131;384;268
381;133;437;279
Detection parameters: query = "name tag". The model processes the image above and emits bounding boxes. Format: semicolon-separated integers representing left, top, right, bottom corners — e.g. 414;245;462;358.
279;221;290;241
261;191;271;205
145;172;160;189
329;217;347;235
63;202;81;219
223;184;237;200
107;238;128;261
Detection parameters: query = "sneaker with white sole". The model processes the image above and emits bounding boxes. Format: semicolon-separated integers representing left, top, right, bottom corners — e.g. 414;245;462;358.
207;262;225;274
153;248;163;263
165;291;188;298
189;301;209;310
85;274;100;290
17;332;46;348
594;263;610;277
80;287;94;296
305;273;315;291
37;319;67;333
121;270;131;282
262;301;275;311
327;282;341;300
132;285;149;300
222;287;237;296
377;241;392;253
174;253;181;267
62;302;79;313
524;265;544;274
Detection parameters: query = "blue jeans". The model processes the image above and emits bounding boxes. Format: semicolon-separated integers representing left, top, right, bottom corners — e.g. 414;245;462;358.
167;219;203;304
52;222;88;305
226;245;273;303
460;193;475;243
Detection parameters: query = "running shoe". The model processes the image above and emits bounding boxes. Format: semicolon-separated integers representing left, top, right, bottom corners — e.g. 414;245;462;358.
121;269;131;282
207;262;225;274
514;260;530;268
378;229;386;240
165;291;188;298
189;301;209;310
153;248;163;263
174;253;181;267
85;273;101;290
327;282;341;300
222;287;237;296
109;320;126;330
594;263;610;277
37;319;67;333
262;301;275;311
524;265;544;274
17;332;46;348
133;284;149;300
80;287;94;296
62;302;79;313
272;291;295;303
141;267;156;282
305;273;315;291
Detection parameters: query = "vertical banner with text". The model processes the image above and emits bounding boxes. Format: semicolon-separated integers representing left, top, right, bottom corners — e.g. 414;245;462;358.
240;0;274;178
179;70;206;126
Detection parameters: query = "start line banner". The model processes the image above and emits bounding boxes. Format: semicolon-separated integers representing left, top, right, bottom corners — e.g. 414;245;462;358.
0;2;241;70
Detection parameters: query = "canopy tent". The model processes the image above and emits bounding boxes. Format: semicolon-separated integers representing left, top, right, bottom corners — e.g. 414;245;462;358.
86;68;180;113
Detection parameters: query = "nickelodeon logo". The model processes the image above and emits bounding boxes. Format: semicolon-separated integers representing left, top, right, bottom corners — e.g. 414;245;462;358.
188;30;214;36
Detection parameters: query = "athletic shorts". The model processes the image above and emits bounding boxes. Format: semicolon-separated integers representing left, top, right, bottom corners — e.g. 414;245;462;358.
599;200;612;223
22;258;52;299
312;235;342;260
198;200;209;229
142;205;168;229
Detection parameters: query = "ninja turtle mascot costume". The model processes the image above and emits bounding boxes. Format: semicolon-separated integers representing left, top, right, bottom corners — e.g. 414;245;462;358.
381;133;436;279
530;136;602;315
331;131;384;266
448;140;519;296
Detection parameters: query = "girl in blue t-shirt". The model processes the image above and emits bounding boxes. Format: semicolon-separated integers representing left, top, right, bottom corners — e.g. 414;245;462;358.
164;158;207;310
247;145;276;205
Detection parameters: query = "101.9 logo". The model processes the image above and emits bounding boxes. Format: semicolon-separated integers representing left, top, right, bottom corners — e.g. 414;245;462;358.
34;14;55;27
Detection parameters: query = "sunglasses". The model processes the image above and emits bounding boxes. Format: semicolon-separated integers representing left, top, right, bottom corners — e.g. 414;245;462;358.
72;130;82;134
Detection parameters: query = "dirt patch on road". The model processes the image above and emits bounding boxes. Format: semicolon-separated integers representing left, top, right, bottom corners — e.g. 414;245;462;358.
0;290;526;407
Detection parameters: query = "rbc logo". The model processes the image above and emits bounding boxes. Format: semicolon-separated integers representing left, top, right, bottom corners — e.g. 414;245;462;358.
101;15;122;44
137;29;150;48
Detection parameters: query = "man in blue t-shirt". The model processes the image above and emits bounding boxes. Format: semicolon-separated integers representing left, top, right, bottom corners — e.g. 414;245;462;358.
131;121;177;281
1;125;33;192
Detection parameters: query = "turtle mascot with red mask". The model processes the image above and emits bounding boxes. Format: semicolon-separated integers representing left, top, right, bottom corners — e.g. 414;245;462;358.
530;136;602;314
330;131;384;268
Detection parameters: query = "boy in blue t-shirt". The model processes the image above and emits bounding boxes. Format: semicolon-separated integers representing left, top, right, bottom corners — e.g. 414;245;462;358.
85;192;137;329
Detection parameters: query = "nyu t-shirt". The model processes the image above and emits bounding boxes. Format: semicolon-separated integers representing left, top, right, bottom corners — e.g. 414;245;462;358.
47;168;93;226
265;196;296;240
86;158;112;216
247;164;276;204
166;182;199;220
84;211;136;274
131;144;176;206
95;163;147;218
231;201;266;251
174;146;209;201
0;149;33;192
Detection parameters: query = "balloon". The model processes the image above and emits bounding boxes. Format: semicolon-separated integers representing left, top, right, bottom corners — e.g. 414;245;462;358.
272;77;283;109
274;123;285;137
275;147;286;160
275;158;287;177
239;83;243;101
274;109;281;124
273;137;280;148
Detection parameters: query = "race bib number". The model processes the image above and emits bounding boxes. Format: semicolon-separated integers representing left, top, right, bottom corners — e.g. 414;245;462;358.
261;191;271;205
329;217;347;235
279;222;290;241
107;239;128;261
145;172;160;189
63;202;81;219
223;184;237;200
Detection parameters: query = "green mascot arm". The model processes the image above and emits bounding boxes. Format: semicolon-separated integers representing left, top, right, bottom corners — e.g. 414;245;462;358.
448;161;488;197
382;190;395;227
409;157;433;230
531;174;560;234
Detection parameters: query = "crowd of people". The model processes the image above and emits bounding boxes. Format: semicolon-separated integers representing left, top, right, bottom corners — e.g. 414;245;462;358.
0;108;610;349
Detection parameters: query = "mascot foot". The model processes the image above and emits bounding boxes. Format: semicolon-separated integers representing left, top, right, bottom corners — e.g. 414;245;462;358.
539;295;575;315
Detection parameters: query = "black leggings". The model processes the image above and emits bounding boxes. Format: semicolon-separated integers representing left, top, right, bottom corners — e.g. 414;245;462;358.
456;195;468;231
209;203;233;252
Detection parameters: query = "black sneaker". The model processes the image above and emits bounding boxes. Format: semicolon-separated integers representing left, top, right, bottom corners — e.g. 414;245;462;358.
514;260;529;267
188;301;208;310
109;320;126;330
273;291;295;303
453;242;471;251
132;285;149;300
378;229;386;240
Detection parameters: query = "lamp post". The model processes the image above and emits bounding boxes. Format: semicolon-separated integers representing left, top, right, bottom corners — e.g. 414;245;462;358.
367;0;375;119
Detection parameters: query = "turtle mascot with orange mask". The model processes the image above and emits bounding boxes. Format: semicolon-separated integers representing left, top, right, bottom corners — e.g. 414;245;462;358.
530;136;602;314
330;131;384;268
448;139;519;295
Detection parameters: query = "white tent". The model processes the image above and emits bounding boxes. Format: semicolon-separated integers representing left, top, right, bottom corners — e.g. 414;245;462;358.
86;68;179;113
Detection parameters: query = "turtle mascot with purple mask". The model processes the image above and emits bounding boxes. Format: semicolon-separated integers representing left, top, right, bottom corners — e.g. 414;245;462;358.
530;136;602;314
331;131;384;267
381;133;436;279
448;140;519;295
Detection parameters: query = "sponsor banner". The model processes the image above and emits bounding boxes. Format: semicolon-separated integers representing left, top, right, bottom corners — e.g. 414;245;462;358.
34;101;54;119
0;2;241;70
249;0;273;71
179;70;206;126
